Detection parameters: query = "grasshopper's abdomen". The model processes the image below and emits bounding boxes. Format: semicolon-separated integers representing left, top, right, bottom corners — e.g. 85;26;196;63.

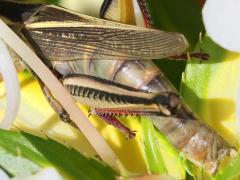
74;53;231;174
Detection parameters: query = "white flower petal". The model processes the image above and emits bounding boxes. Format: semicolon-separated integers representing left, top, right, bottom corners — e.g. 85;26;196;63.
24;168;63;180
0;169;9;180
203;0;240;52
0;39;20;129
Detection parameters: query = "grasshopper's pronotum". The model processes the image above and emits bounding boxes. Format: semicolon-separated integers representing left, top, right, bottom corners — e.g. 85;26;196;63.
0;0;234;174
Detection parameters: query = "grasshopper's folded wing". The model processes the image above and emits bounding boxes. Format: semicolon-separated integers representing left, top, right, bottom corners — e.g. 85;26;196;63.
22;5;188;61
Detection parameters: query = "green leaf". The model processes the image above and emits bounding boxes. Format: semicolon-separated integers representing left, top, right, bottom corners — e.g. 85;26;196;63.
0;129;117;179
214;154;240;180
183;156;212;180
141;117;167;174
142;117;186;179
144;0;204;89
181;35;240;145
181;34;240;178
0;146;41;177
0;130;49;167
47;0;61;4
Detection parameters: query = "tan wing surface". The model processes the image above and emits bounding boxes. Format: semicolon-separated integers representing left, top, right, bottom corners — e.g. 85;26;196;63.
22;5;188;61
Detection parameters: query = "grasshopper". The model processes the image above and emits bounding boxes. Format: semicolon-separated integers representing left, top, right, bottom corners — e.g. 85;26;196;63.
0;0;234;174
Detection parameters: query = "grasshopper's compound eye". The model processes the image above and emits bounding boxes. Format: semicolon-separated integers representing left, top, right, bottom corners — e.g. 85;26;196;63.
168;93;180;108
154;92;180;109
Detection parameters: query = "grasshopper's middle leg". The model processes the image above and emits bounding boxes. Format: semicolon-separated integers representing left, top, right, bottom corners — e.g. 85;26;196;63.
37;78;78;127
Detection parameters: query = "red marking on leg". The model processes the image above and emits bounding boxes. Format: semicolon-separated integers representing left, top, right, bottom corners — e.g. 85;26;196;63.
90;108;159;116
137;0;153;28
97;114;136;139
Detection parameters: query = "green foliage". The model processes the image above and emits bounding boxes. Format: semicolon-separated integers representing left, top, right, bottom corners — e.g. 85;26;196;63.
181;35;229;115
181;35;240;179
142;117;186;179
0;129;117;179
214;154;240;180
0;146;41;177
141;118;167;174
47;0;60;4
145;0;204;89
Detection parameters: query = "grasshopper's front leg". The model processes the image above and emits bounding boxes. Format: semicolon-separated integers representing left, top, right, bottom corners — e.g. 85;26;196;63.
62;74;180;138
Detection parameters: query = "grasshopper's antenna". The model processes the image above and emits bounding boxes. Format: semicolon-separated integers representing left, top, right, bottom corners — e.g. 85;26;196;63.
170;52;209;61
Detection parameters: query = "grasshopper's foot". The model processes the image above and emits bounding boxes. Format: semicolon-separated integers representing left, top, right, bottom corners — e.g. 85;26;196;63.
90;108;136;138
100;114;136;139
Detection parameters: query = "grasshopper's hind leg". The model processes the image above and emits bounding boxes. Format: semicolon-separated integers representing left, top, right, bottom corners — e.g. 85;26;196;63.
62;74;167;138
39;75;136;138
37;79;77;127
